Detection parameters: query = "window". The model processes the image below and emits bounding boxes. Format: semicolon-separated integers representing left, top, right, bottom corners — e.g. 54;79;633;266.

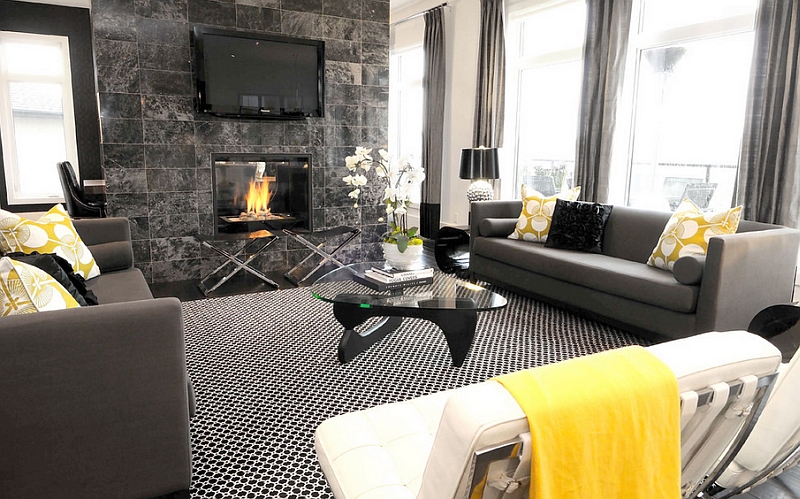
502;0;586;200
0;31;77;207
389;46;424;204
621;0;758;211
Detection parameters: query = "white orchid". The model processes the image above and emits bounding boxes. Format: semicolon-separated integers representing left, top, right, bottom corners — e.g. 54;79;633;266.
342;146;426;252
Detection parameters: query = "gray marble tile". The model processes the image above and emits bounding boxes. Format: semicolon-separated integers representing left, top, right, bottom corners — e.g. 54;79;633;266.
134;262;153;282
144;120;195;145
101;118;144;144
235;4;281;31
196;168;213;191
147;169;198;192
95;39;138;68
198;213;215;235
143;95;194;121
281;11;322;38
134;0;188;20
322;16;360;42
325;205;359;228
92;0;137;42
239;122;285;146
105;167;148;193
151;236;200;261
107;193;150;217
139;43;191;72
362;64;389;86
325;125;360;147
148;191;199;216
326;61;362;85
322;0;360;19
313;208;325;230
362;21;388;46
361;105;387;128
360;126;387;146
362;42;389;65
129;216;151;240
140;70;193;96
326;40;361;63
189;0;236;26
235;0;279;7
103;144;145;169
362;0;389;23
100;93;142;120
150;213;200;237
132;239;152;262
195;121;240;145
361;85;388;107
136;18;190;47
325;146;355;167
151;258;202;281
282;0;321;13
285;124;323;147
330;105;361;126
96;64;141;94
326;83;360;105
145;144;197;168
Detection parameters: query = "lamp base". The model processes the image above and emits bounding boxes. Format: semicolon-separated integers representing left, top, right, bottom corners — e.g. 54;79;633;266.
466;180;494;203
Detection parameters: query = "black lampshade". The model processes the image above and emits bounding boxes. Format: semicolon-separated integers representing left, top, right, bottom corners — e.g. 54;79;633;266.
459;148;500;180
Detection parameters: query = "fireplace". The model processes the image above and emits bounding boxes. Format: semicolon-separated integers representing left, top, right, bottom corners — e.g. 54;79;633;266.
211;153;312;235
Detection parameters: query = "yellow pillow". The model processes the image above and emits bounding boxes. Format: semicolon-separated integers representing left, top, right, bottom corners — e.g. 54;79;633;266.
648;199;742;271
508;185;581;243
0;205;101;279
0;257;80;315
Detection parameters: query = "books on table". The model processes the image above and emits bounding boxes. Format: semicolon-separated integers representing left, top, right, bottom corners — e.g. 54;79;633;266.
353;273;433;291
366;266;435;283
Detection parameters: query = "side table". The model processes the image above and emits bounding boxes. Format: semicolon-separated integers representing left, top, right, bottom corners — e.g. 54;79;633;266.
197;230;279;295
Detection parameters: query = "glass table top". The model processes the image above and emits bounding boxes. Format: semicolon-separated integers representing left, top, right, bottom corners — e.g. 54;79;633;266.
310;262;507;311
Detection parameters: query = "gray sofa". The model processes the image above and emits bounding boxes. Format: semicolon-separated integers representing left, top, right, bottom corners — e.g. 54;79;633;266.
470;201;800;340
0;217;192;499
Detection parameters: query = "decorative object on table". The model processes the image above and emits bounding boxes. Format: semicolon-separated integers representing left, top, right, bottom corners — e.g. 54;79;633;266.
343;147;426;263
459;146;500;202
353;272;434;291
381;242;424;270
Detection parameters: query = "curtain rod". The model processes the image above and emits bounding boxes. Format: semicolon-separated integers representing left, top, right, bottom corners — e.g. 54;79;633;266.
391;2;449;27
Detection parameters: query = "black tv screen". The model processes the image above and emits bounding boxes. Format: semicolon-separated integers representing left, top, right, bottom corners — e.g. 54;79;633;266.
193;27;325;119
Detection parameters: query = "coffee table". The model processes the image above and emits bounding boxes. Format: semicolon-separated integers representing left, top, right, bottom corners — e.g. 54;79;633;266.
310;262;507;366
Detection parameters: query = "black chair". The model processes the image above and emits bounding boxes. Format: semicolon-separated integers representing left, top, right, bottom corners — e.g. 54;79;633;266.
57;161;107;218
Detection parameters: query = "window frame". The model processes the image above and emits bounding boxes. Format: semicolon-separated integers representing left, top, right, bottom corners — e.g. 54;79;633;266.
0;30;79;207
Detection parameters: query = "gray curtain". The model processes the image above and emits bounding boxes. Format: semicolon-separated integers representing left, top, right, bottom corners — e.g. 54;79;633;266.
574;0;632;202
420;6;446;238
473;0;506;148
736;0;800;227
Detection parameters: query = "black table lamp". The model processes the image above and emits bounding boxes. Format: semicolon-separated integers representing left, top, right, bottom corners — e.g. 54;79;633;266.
459;147;499;202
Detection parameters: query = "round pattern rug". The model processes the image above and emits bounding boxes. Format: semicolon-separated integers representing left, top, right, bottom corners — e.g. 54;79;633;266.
182;286;644;499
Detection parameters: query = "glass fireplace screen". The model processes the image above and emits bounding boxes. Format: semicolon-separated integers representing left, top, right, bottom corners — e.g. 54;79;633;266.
212;153;312;234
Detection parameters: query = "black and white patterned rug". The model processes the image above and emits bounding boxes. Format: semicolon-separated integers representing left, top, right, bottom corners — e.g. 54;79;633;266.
182;286;645;499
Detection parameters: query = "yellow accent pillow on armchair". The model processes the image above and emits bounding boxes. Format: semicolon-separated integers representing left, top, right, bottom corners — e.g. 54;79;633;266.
508;185;581;243
0;204;101;279
648;199;742;271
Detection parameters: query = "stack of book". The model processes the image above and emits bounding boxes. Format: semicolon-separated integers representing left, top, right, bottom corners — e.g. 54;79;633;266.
353;266;435;291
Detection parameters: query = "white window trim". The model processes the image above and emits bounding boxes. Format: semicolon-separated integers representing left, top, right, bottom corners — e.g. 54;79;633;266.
0;31;76;206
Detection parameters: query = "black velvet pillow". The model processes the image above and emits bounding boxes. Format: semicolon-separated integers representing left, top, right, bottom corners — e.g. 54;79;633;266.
545;199;613;253
7;252;99;306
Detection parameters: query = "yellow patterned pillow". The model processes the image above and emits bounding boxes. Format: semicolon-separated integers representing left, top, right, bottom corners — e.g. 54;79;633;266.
648;200;742;271
0;204;101;279
0;257;80;315
508;185;581;243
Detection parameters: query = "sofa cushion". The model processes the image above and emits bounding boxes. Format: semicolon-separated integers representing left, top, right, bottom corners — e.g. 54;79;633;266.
6;252;98;306
0;257;80;314
601;206;673;263
673;255;706;285
474;238;699;313
85;268;153;303
87;241;134;273
507;185;580;243
545;199;612;253
478;218;517;238
648;200;742;271
0;205;101;279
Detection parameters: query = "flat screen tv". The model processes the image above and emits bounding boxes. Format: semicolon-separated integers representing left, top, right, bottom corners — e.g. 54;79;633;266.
193;26;325;119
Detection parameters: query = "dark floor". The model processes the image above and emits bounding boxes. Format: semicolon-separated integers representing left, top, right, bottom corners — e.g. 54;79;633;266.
149;246;800;499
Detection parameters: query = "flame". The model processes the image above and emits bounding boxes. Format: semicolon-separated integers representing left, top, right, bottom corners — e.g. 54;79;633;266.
246;179;272;214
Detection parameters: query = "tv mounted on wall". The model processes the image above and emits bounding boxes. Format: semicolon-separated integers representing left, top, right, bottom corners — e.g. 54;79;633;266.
192;26;325;119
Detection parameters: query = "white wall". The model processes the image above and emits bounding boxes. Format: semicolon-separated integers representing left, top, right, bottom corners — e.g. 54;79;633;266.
391;0;481;228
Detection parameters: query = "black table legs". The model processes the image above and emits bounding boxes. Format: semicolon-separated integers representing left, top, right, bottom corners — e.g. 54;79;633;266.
333;302;478;367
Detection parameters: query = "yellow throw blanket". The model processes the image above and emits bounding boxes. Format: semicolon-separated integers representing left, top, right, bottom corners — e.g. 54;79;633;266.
494;346;680;499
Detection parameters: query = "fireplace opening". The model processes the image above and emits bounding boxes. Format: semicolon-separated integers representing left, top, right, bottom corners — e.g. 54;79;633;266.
212;153;312;235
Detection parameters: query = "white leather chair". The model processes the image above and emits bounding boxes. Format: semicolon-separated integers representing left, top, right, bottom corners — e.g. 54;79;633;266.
315;331;781;499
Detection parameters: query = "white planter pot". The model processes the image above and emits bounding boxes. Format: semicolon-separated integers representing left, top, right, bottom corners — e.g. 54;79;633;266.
382;242;424;270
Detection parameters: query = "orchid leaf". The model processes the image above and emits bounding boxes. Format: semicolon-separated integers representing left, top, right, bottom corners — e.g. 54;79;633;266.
395;234;409;252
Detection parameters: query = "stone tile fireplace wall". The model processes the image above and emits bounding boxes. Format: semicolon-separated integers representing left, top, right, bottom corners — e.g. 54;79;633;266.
91;0;389;282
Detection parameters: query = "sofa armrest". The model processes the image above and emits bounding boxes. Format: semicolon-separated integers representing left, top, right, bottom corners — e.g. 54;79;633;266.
0;298;192;498
470;201;522;252
73;217;134;271
696;227;800;333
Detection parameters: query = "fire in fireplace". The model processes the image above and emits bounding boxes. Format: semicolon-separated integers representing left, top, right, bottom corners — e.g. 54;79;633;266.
211;153;312;234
